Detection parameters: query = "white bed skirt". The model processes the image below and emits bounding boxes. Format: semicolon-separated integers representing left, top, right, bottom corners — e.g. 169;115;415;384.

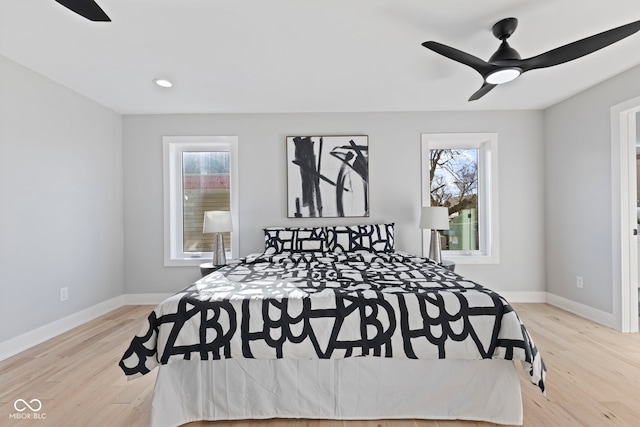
151;358;523;427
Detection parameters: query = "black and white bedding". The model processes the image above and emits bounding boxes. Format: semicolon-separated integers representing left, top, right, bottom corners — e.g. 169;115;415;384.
120;250;546;393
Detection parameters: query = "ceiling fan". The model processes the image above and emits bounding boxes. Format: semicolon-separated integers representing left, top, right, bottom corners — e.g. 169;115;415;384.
53;0;111;22
422;17;640;101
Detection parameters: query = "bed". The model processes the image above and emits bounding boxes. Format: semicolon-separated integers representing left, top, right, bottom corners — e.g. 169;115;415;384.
120;224;546;427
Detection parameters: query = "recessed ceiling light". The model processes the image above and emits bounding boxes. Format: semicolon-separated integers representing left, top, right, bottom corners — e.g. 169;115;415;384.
153;78;173;88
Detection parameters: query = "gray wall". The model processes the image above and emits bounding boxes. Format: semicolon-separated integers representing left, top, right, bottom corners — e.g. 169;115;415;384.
544;64;640;314
0;53;555;346
0;55;124;343
123;111;545;295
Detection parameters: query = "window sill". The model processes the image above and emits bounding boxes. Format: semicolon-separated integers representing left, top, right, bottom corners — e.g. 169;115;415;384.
442;254;500;265
164;253;231;267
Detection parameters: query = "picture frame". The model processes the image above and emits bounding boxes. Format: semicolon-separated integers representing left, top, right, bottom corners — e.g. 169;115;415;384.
287;135;369;218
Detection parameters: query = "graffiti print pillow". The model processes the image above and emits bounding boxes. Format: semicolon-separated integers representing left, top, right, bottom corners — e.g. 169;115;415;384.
325;223;394;253
264;227;327;254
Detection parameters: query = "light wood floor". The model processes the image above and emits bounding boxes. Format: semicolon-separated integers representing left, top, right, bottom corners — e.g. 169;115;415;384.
1;304;639;427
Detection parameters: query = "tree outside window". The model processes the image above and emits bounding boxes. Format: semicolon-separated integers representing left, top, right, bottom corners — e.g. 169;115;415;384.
421;133;499;264
429;148;479;252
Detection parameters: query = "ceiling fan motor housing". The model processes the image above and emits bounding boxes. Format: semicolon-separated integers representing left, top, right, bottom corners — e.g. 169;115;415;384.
489;40;522;62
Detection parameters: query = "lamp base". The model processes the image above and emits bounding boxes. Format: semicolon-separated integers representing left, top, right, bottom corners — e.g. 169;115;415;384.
212;232;227;266
428;229;442;264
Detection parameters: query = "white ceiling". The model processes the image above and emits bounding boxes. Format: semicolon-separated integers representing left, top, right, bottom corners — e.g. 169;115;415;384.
2;0;640;114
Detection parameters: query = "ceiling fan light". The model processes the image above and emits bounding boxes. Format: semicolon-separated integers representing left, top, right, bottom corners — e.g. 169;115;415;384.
153;78;173;88
485;68;521;85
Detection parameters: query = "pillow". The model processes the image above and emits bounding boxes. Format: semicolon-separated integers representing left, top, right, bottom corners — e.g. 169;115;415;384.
263;227;327;254
325;223;394;253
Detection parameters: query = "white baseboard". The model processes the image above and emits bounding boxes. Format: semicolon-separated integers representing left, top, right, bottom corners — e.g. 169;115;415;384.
546;292;615;328
0;295;125;362
503;292;615;327
0;293;173;362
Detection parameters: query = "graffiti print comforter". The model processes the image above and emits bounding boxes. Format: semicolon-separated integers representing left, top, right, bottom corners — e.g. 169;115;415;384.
119;251;546;393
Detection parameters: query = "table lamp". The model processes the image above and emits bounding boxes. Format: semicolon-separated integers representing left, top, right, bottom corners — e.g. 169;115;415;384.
203;211;233;266
420;206;450;264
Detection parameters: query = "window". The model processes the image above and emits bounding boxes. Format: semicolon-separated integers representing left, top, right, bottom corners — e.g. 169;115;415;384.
163;136;239;266
421;133;499;264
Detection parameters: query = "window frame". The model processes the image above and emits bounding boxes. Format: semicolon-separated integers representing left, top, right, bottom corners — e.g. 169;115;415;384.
163;136;239;266
421;133;499;264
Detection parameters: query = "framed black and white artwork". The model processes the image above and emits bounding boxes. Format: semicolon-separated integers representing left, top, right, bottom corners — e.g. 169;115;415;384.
287;135;369;218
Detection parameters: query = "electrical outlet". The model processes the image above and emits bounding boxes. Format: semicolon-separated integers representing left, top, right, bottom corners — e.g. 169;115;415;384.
60;287;69;302
576;276;584;289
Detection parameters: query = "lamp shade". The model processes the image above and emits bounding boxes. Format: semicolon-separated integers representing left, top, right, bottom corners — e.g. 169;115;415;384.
203;211;233;233
420;206;450;230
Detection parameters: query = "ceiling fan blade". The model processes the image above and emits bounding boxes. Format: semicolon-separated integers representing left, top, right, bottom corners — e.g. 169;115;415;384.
468;82;497;101
520;18;640;71
422;41;495;76
54;0;111;21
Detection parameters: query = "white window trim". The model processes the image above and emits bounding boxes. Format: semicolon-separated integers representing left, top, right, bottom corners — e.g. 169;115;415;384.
421;133;499;264
163;136;239;267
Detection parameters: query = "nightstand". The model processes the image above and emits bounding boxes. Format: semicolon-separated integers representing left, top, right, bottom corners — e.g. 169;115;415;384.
440;260;456;272
199;262;223;277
